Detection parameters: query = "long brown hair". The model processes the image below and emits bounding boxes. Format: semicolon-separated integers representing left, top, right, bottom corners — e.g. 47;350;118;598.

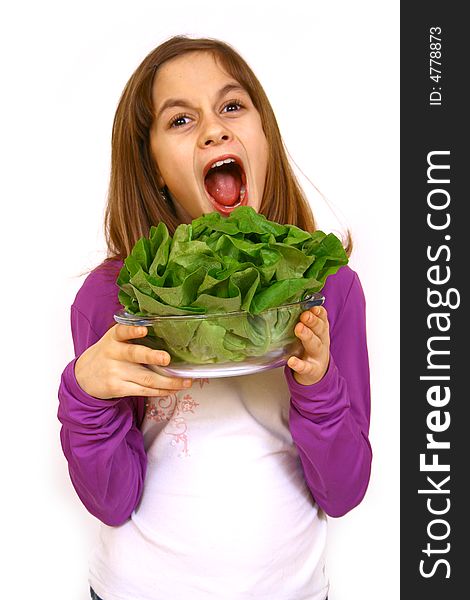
104;35;352;262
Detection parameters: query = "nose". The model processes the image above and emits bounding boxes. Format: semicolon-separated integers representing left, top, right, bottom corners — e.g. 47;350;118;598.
198;115;233;148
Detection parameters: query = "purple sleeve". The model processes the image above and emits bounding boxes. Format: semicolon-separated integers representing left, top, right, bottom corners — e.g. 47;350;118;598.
57;262;147;526
284;267;372;517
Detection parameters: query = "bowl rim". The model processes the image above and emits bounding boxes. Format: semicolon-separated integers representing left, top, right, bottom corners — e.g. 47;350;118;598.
114;292;325;325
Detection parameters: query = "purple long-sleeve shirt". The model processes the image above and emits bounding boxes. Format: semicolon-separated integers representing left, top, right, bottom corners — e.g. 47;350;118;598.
58;260;372;525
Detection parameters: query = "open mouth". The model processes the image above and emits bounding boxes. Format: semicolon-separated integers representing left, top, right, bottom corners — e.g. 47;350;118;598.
203;156;248;214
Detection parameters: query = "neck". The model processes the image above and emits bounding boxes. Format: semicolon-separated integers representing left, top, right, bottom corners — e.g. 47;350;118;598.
170;193;193;225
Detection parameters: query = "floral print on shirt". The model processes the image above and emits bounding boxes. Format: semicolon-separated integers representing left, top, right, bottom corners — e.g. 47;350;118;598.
145;378;208;457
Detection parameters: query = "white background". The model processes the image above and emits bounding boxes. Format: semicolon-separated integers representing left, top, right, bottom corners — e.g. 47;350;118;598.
1;1;399;599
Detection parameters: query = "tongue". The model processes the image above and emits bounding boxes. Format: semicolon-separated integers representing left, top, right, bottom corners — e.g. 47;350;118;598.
205;170;241;206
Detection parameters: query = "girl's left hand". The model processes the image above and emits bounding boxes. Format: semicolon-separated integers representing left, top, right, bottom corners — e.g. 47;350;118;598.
287;305;330;386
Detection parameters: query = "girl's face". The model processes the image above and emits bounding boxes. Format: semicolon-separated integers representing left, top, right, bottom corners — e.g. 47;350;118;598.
150;51;269;221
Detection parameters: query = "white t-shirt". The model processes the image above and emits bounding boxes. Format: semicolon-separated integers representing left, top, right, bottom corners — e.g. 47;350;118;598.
89;367;328;600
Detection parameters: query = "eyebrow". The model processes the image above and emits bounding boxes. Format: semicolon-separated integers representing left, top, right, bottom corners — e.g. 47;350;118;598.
155;83;248;121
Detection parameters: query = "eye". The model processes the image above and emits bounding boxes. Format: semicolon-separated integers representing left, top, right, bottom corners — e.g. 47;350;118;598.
168;98;246;129
169;113;191;128
222;99;245;113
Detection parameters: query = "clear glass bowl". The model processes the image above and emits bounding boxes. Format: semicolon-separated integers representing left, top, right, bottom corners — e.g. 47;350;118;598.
114;292;325;378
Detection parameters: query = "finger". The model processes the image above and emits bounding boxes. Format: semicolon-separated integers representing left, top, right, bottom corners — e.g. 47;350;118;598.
117;381;182;398
113;323;149;342
287;355;316;375
133;365;192;391
299;310;329;342
294;320;322;354
117;341;171;367
112;325;172;365
310;305;328;323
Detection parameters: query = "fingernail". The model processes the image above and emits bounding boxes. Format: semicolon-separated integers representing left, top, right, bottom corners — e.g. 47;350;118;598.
183;379;192;387
160;353;170;364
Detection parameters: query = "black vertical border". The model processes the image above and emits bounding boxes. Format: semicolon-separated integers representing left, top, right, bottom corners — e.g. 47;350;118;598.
401;3;467;598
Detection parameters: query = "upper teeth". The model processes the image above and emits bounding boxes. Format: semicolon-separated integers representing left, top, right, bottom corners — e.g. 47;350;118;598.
210;158;236;169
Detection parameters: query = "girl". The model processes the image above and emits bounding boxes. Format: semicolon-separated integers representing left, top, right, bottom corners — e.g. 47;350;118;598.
58;35;372;600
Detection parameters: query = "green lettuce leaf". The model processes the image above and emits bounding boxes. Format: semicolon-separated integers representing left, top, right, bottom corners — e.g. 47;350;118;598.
117;206;348;363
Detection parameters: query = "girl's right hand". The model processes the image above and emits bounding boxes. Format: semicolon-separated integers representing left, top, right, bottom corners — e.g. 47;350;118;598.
74;324;192;400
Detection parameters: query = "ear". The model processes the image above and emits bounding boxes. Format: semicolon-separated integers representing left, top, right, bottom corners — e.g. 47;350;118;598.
156;172;165;189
